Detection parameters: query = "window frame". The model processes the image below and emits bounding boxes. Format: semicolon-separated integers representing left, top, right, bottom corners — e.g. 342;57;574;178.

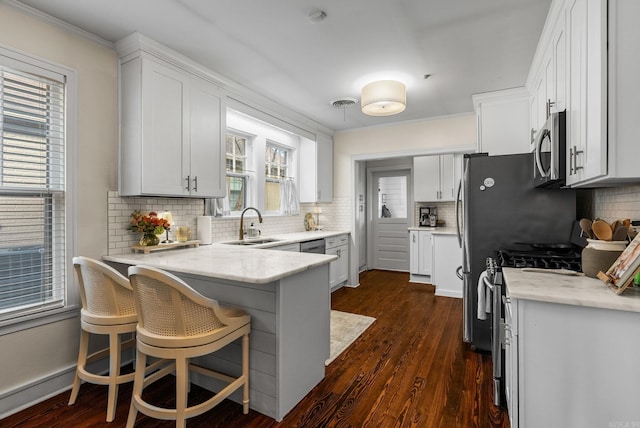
223;108;300;218
0;45;78;334
225;129;253;215
264;141;291;214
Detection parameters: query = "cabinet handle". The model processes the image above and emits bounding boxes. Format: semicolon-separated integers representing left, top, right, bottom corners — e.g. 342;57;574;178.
337;249;341;258
185;175;191;192
546;99;555;119
193;176;198;192
569;147;574;175
574;147;584;172
530;128;536;145
413;234;416;243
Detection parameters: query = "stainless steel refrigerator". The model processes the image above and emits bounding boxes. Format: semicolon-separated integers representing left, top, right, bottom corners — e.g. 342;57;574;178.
456;153;576;352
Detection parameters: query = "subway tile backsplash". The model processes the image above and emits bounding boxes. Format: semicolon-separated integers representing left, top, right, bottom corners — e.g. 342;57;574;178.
106;191;351;255
593;184;640;223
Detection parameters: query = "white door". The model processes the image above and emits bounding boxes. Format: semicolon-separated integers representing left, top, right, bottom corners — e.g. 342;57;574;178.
371;170;411;271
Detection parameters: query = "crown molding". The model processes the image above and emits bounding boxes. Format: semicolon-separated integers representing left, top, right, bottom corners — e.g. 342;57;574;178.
3;0;113;49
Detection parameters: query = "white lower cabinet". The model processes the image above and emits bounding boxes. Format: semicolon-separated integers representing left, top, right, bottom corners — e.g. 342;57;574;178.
432;234;462;298
504;291;640;427
409;230;432;282
326;234;349;290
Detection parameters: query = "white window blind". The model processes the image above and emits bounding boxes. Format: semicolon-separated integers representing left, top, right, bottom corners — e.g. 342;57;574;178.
0;65;66;321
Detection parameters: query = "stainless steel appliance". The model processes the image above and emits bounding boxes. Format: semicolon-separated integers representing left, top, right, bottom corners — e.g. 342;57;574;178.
455;152;576;352
419;206;437;227
300;239;325;254
533;110;566;188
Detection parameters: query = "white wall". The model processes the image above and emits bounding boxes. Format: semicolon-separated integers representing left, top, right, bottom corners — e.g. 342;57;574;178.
333;113;476;198
0;4;118;416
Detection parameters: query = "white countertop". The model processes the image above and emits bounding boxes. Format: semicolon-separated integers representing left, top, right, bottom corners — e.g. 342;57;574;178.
503;267;640;313
407;226;458;235
104;243;337;284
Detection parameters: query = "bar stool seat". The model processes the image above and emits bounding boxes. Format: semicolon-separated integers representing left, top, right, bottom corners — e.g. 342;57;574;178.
126;265;250;428
69;256;138;422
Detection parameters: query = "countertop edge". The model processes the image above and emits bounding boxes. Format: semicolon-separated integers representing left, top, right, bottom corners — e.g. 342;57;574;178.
503;267;640;313
103;245;337;285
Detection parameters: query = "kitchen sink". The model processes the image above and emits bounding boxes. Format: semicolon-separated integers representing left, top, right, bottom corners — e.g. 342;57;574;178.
221;238;280;246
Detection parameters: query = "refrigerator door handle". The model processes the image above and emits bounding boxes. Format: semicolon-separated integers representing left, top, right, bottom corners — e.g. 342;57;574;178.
455;178;463;248
456;265;463;280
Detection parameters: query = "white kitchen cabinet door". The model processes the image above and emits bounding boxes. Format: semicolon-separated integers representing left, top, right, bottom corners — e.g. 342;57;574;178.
413;155;456;203
119;54;225;197
439;154;455;202
418;231;432;276
327;244;348;289
139;56;189;196
189;77;226;198
299;133;333;203
413;156;440;202
409;230;420;275
432;234;462;298
565;0;607;186
564;0;640;186
473;88;531;155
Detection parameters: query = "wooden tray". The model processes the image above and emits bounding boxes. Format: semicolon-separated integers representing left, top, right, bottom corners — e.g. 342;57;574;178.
131;240;200;254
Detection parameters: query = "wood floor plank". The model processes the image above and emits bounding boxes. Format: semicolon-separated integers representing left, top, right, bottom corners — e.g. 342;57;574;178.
2;270;509;427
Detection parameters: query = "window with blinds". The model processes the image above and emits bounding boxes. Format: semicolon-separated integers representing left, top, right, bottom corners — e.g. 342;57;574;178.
0;64;66;321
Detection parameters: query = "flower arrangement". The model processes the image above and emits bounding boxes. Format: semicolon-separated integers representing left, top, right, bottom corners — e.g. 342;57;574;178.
128;210;170;246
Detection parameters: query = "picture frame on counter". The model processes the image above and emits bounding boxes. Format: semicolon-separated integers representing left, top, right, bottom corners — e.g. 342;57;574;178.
598;233;640;295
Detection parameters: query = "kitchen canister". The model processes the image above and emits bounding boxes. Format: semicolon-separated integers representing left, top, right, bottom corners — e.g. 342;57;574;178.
581;239;627;278
196;216;212;245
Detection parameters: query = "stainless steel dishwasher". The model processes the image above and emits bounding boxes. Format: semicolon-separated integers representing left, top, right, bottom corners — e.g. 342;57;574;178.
300;239;325;254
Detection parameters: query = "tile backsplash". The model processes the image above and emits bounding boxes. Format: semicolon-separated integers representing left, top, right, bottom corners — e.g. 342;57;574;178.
593;184;640;223
107;191;351;255
414;201;456;228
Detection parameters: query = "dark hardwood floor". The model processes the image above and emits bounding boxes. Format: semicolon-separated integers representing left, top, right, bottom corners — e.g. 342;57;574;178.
3;270;509;428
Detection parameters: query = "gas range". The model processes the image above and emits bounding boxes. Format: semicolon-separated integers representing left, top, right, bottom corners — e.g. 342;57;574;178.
496;243;582;271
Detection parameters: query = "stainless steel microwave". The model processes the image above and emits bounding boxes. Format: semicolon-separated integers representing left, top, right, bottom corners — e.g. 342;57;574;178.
533;111;566;188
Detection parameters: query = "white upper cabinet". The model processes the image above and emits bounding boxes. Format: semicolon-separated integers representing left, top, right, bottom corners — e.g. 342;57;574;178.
413;154;458;203
473;88;531;155
530;0;640;187
299;132;333;203
118;50;225;197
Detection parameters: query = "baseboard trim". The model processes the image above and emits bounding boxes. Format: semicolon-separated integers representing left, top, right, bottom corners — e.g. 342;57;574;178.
0;365;76;419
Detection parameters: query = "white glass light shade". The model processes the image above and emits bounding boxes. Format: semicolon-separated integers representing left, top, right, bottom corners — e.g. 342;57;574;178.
361;80;406;116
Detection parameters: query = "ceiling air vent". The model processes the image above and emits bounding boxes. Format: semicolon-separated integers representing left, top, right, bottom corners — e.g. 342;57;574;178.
331;98;358;108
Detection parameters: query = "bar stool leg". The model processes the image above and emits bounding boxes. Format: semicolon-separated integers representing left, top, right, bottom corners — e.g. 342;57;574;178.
69;329;89;405
242;333;250;414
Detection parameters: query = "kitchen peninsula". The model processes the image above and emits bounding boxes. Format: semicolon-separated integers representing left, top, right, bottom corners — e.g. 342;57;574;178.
104;244;337;421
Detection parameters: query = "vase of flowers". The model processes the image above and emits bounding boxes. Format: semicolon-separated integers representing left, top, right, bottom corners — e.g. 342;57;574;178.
128;210;170;247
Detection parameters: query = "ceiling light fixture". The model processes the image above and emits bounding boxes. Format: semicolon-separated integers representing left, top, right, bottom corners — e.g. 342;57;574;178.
360;80;406;116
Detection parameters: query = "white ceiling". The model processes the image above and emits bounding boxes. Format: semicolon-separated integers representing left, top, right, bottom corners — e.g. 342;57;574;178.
14;0;551;132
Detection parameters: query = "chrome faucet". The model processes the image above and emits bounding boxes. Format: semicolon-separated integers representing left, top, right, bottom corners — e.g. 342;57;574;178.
239;207;263;240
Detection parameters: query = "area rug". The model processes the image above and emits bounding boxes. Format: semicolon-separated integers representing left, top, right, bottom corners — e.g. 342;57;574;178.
326;310;376;366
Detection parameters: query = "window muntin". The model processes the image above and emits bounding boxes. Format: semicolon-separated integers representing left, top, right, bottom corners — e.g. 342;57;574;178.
225;133;250;212
265;143;289;212
0;63;66;321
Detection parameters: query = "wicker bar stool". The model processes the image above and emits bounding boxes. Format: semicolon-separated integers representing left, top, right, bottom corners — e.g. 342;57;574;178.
126;265;250;428
69;256;138;422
